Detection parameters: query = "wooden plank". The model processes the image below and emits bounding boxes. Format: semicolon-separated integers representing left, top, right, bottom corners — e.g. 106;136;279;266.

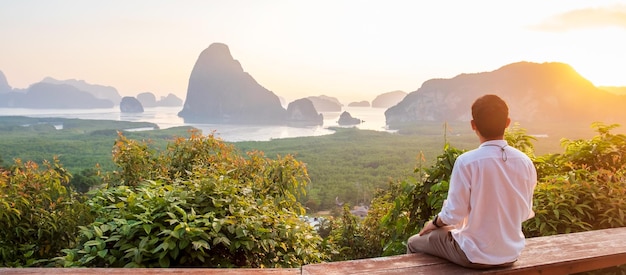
2;228;626;275
302;253;491;275
302;227;626;275
0;268;300;275
486;227;626;274
301;253;448;275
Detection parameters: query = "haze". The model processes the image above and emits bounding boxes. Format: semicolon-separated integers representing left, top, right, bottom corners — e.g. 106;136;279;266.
1;0;625;104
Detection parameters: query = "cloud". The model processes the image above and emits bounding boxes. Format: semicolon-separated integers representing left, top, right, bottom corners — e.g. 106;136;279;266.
531;4;626;32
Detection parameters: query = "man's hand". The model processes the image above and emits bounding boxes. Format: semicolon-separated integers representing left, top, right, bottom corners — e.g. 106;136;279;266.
418;219;438;236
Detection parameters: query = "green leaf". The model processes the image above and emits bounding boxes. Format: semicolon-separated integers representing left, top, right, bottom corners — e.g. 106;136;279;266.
105;235;121;243
93;226;103;238
236;227;246;238
142;224;152;235
213;236;231;246
553;209;560;219
192;240;209;250
151;242;167;253
84;240;101;247
100;224;110;233
97;249;108;258
159;256;170;268
212;221;222;233
171;229;181;239
179;239;190;250
83;256;96;264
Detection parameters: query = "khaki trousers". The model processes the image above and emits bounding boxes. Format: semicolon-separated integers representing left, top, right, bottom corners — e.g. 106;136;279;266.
406;227;515;269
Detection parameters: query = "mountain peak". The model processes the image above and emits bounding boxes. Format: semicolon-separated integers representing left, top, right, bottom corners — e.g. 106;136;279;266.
386;61;624;126
179;43;285;124
191;43;243;77
0;70;11;93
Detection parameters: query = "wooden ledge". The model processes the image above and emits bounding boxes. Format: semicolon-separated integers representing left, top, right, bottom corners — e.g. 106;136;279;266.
302;227;626;274
2;227;626;275
0;268;300;275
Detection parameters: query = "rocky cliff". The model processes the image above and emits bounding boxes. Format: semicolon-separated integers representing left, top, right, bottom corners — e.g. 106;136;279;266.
120;96;144;113
158;93;183;107
178;43;286;124
137;92;157;107
307;95;342;112
386;62;626;127
0;70;11;94
137;92;183;107
286;98;323;126
338;111;362;125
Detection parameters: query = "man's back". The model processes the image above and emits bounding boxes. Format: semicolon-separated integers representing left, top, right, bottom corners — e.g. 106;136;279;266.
441;139;537;264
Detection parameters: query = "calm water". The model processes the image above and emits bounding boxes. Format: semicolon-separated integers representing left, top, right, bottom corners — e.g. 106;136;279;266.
0;106;392;142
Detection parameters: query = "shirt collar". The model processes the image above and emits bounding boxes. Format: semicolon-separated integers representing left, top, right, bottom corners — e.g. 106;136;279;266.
479;139;508;148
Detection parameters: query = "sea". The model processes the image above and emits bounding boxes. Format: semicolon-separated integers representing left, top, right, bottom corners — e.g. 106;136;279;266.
0;106;393;142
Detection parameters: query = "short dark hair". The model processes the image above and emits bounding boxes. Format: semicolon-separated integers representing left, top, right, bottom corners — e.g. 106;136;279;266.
471;94;509;139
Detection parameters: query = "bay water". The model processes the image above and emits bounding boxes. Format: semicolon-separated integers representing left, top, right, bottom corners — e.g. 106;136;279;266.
0;106;392;142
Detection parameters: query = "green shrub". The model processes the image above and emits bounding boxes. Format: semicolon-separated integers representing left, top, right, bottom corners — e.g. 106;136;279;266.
377;145;464;256
69;168;103;193
0;158;92;267
324;205;375;261
61;131;327;267
534;122;626;178
526;123;626;237
523;167;626;237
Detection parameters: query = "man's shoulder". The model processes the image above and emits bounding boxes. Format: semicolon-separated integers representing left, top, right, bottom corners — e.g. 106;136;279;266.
455;148;482;163
507;146;533;160
457;144;531;163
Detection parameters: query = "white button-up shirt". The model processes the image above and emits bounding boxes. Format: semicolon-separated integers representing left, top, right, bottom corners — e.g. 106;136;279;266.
438;139;537;265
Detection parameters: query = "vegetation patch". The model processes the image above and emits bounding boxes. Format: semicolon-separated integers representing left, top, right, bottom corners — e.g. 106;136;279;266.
1;117;626;273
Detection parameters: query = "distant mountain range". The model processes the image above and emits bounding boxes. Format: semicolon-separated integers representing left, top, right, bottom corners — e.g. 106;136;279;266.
3;47;626;128
0;82;115;109
386;61;626;127
0;72;182;109
41;77;122;104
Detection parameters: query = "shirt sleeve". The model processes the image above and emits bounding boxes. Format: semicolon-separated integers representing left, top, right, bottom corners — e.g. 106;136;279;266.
438;157;471;226
525;163;538;220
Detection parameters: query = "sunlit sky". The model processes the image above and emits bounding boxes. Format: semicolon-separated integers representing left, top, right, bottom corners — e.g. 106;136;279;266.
1;1;625;104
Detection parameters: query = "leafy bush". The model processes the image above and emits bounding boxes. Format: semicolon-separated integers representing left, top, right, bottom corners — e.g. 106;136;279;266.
377;145;464;256
324;205;375;261
534;123;626;177
315;145;466;261
0;158;92;267
524;123;626;237
69;168;103;193
61;131;327;267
